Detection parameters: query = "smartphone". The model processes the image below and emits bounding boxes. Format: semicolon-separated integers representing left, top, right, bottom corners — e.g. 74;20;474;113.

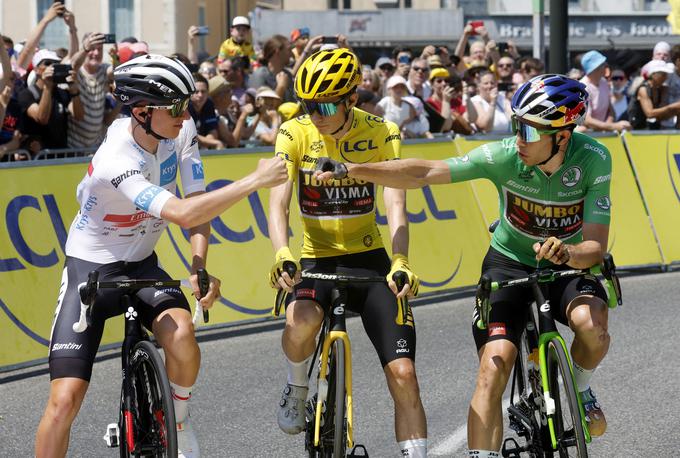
52;64;72;84
398;55;411;65
321;36;337;44
196;26;210;36
497;82;513;92
469;20;484;35
497;42;509;54
53;0;64;16
103;33;117;44
186;63;200;73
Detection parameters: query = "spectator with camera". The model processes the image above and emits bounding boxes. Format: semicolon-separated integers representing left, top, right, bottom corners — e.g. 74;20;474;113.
393;47;413;78
426;69;473;135
0;41;26;161
248;35;295;103
189;73;223;149
17;49;83;156
67;32;118;149
218;16;256;65
466;69;512;134
290;27;310;61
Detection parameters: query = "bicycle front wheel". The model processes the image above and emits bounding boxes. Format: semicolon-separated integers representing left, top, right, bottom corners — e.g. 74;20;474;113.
120;340;177;458
324;340;347;457
546;338;588;458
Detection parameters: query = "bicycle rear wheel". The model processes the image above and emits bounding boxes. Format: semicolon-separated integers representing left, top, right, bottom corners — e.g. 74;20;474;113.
120;341;177;458
546;338;588;458
322;340;346;457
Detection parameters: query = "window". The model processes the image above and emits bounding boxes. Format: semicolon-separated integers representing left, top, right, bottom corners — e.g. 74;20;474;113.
109;0;134;42
36;0;68;50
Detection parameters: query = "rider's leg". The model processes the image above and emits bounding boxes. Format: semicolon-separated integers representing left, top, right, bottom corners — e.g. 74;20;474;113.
384;358;428;456
154;308;200;422
467;339;517;452
567;295;610;373
35;378;89;458
278;299;324;434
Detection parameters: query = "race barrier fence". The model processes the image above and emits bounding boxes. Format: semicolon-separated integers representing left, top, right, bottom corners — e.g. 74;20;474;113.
1;132;678;370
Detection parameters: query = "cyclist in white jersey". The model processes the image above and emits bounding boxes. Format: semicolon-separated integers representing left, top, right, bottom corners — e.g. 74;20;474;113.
34;54;287;458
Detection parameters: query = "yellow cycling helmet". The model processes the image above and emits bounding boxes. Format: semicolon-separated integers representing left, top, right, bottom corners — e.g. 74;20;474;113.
295;49;362;100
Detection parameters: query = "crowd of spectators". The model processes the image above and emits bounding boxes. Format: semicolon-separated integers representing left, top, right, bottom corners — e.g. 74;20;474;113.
3;3;680;162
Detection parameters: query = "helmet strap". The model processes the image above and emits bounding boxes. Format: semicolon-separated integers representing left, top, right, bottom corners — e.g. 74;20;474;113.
329;98;353;137
132;108;169;141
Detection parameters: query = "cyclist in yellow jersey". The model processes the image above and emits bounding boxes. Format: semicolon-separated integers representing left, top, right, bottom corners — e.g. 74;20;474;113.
269;48;428;457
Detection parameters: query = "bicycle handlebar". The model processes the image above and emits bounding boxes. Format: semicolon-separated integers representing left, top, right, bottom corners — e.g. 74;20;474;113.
272;261;410;321
474;253;622;330
72;270;198;333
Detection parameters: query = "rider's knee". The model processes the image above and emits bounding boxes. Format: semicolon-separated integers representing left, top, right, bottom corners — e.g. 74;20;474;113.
569;300;607;333
286;302;323;334
477;352;512;399
386;360;418;389
47;387;82;423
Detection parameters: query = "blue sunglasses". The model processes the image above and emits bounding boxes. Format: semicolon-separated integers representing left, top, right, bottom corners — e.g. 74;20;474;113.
299;97;347;117
511;117;559;143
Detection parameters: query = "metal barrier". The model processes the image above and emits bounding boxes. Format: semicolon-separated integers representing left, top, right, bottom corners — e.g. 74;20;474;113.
34;147;98;160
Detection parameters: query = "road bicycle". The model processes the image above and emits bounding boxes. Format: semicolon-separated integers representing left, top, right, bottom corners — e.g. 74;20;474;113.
474;254;622;457
74;268;210;457
274;264;408;457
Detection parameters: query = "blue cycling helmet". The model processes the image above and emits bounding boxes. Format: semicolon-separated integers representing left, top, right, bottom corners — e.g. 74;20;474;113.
511;74;589;128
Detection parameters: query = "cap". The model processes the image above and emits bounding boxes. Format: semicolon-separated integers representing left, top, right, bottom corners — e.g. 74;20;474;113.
386;75;408;89
643;59;674;77
581;50;607;75
290;27;310;42
427;55;443;68
653;41;671;56
208;75;231;97
255;86;280;99
429;67;450;81
375;57;394;69
467;59;488;71
32;49;60;68
232;16;250;28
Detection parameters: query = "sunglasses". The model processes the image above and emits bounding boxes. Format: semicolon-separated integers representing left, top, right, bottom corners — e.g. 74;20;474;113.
146;98;191;118
611;75;625;81
412;66;428;73
498;63;513;68
299;96;347;117
511;117;559;143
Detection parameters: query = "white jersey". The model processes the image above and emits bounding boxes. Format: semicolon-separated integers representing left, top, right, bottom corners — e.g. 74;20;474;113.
65;117;206;263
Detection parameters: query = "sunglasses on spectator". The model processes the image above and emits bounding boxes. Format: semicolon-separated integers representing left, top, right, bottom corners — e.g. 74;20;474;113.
146;98;191;118
611;75;625;81
498;63;513;68
299;96;347;117
511;117;560;143
412;66;428;73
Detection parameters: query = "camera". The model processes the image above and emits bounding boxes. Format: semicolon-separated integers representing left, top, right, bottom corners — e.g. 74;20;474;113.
497;42;509;54
196;26;210;36
53;0;64;16
103;33;117;44
52;64;72;84
321;36;338;44
497;82;513;92
469;20;484;35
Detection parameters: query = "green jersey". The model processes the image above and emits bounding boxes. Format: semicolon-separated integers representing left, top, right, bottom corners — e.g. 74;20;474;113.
445;132;612;267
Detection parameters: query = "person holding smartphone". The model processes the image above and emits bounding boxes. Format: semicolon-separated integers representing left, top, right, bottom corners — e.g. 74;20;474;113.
16;49;83;156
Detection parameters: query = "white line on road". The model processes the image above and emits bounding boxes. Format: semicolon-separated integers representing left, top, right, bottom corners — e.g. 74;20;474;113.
430;398;511;456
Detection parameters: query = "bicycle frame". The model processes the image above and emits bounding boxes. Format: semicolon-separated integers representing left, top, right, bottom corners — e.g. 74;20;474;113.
314;287;354;449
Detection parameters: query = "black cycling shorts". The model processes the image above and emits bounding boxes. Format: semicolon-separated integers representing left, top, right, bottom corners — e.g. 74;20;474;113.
48;253;190;382
472;246;607;351
289;249;416;367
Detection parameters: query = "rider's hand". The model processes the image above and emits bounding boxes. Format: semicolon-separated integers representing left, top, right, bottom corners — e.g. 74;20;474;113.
269;247;301;292
533;236;571;265
253;156;288;188
314;157;348;181
189;272;222;309
387;254;420;299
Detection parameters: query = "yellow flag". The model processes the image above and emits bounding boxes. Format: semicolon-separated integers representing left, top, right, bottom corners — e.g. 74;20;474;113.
668;0;680;34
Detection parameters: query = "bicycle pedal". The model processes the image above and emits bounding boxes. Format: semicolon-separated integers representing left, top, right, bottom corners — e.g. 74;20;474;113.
348;443;369;457
103;422;120;448
501;437;524;457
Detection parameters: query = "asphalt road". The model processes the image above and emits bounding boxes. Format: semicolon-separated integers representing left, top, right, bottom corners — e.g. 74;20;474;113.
1;271;678;457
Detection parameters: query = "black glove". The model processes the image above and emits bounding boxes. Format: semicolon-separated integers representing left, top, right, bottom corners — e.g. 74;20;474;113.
316;157;348;179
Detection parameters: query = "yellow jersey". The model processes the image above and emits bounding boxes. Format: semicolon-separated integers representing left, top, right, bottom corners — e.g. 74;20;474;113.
275;108;402;258
217;38;256;63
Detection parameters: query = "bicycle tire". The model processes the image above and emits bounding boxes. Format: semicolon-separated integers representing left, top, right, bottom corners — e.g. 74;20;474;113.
321;340;346;457
119;341;177;458
546;339;588;458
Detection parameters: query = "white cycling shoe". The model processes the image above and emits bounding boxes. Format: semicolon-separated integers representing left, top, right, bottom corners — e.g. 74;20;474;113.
278;383;308;435
177;414;200;458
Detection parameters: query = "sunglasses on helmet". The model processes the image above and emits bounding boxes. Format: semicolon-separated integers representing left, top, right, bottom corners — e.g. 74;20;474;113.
299;96;348;117
511;116;560;143
145;98;191;118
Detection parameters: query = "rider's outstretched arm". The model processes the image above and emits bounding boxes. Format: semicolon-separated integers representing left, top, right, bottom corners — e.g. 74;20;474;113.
346;158;452;189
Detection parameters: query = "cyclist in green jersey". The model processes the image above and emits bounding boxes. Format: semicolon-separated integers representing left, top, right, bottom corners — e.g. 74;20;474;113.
316;74;612;457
